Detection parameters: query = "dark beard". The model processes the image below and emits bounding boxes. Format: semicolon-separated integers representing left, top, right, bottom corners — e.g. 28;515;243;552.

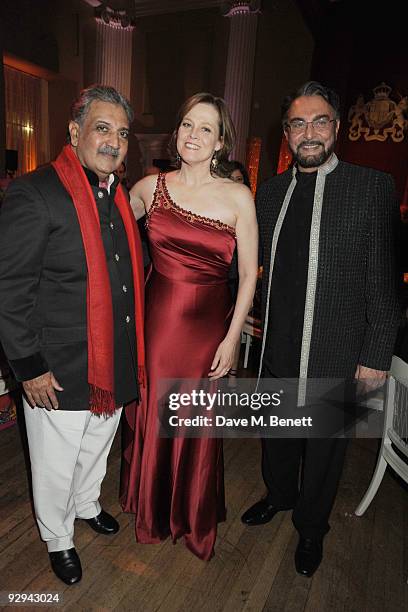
291;139;336;168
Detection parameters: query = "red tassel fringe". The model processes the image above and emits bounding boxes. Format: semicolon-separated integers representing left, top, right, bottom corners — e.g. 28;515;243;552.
89;384;117;417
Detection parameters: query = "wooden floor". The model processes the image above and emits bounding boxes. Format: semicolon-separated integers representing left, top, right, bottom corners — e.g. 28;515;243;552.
0;406;407;612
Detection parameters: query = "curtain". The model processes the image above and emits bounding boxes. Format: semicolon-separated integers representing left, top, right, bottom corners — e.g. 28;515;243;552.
276;135;293;174
4;66;48;176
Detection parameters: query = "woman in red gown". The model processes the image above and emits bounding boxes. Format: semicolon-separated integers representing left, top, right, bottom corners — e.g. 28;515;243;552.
121;93;258;560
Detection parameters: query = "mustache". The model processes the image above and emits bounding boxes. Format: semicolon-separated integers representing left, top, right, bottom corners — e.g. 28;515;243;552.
98;145;120;157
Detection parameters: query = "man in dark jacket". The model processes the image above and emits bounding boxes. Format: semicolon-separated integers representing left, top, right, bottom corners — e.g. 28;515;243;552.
241;81;401;577
0;85;145;584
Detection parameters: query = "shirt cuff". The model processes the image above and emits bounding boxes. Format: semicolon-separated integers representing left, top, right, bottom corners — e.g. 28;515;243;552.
8;352;49;382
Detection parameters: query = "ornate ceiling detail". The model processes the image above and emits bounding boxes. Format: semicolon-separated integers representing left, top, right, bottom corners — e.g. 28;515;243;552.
83;0;225;17
221;1;261;17
95;4;135;28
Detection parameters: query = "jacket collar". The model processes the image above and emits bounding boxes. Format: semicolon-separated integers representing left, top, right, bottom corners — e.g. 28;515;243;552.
292;153;339;179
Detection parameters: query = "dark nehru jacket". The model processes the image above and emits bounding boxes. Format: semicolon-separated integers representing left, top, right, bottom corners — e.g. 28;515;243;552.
0;164;138;410
257;160;401;380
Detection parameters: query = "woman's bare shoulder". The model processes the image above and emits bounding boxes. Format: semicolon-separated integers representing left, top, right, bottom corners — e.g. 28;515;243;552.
128;173;161;217
217;178;254;206
130;173;160;202
131;173;159;192
161;169;179;185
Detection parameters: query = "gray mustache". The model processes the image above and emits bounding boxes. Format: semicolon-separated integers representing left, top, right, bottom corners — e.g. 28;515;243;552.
98;145;120;157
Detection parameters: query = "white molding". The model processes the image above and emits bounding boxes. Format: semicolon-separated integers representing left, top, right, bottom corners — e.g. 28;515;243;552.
223;1;261;17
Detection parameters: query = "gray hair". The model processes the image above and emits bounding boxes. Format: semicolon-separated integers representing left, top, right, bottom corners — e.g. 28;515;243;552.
281;81;341;125
70;84;134;126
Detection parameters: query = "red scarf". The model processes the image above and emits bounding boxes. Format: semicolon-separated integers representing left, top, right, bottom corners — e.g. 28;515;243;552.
52;145;145;415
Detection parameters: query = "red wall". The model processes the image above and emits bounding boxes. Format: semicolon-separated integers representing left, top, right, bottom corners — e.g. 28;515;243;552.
311;4;408;202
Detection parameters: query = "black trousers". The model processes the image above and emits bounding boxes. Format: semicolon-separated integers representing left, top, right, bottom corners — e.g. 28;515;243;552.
261;436;348;538
261;365;349;538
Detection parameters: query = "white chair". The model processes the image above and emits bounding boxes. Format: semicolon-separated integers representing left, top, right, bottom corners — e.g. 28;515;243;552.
355;355;408;516
241;314;262;368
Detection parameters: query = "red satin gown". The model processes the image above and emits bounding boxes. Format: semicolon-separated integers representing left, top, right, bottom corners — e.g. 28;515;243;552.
121;172;236;560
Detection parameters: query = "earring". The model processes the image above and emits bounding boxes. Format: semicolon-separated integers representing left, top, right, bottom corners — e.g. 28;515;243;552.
176;152;181;164
211;154;218;169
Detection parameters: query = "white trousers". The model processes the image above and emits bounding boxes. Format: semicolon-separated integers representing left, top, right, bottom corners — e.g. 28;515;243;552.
23;398;122;552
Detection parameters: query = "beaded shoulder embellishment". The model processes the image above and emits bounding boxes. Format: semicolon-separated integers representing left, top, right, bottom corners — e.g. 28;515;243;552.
145;172;236;238
144;173;164;229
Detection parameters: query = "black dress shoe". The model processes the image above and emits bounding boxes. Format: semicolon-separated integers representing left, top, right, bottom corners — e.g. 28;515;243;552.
84;510;119;535
241;498;280;526
295;537;323;577
49;548;82;585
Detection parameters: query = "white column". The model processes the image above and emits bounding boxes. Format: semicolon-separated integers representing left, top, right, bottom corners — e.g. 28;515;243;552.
95;20;133;99
223;1;259;163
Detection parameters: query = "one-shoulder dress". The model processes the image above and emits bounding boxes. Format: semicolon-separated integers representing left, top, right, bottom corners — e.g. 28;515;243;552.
121;172;236;560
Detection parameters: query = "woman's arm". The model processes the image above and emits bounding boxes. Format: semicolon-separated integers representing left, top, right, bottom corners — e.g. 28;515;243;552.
209;185;259;380
129;174;158;220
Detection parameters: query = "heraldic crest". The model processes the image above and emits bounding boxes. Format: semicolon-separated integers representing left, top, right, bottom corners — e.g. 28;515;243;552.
348;83;407;142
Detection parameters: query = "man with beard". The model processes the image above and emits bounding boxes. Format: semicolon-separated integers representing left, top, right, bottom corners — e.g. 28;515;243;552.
241;81;400;576
0;85;145;584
